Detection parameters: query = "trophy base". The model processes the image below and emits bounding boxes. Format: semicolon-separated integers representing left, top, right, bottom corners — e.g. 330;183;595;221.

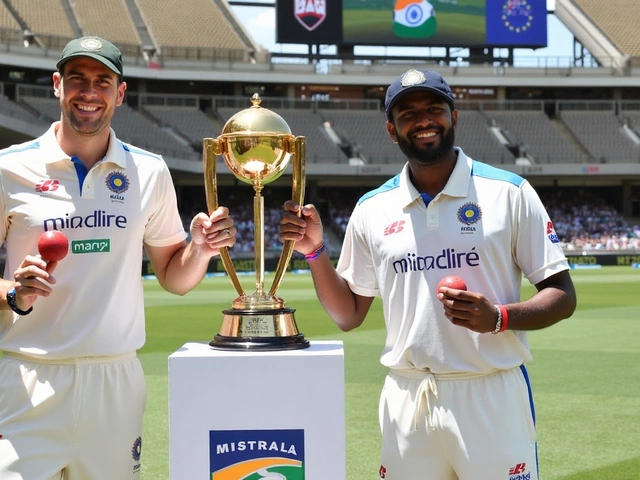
210;307;310;351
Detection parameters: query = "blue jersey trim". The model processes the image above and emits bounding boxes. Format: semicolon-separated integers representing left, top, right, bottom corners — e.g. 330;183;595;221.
71;156;88;192
122;142;163;160
519;364;539;477
471;160;525;187
0;140;41;157
358;174;401;205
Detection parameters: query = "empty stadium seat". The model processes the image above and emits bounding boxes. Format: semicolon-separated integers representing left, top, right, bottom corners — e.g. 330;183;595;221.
485;110;585;163
217;106;347;164
559;109;640;163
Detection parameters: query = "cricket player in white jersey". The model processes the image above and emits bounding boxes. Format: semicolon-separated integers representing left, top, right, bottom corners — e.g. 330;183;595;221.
278;69;577;480
0;36;236;479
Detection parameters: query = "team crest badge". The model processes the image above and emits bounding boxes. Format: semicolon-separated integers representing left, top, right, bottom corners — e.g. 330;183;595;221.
105;171;130;194
80;38;103;51
131;437;142;461
457;202;482;225
294;0;327;32
457;202;481;234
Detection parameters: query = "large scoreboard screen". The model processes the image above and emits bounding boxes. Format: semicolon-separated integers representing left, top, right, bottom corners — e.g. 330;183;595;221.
276;0;547;48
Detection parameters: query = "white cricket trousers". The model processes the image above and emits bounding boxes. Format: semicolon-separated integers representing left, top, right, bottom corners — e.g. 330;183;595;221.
378;366;538;480
0;352;146;480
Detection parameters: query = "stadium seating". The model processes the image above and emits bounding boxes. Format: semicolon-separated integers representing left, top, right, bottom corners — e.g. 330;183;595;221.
558;109;640;163
142;104;223;147
454;110;514;164
318;109;401;164
135;0;248;61
20;95;199;159
484;110;586;163
0;95;41;124
71;0;141;50
6;0;74;49
217;106;348;164
20;96;61;123
0;3;20;32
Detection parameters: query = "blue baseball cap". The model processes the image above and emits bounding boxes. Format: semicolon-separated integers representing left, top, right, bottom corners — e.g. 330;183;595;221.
384;69;455;120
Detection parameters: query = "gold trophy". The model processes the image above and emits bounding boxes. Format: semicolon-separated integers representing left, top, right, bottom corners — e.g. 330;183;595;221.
204;94;309;350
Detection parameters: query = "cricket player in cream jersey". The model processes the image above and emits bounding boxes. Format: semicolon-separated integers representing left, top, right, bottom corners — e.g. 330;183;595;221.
0;36;236;479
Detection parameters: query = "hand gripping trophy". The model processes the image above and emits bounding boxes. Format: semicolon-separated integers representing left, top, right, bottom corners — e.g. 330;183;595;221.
204;94;309;350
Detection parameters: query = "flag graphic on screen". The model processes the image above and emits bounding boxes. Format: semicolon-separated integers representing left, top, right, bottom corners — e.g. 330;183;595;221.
486;0;547;47
393;0;437;39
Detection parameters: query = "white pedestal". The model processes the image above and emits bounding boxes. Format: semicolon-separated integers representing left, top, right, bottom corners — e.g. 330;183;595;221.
168;340;345;479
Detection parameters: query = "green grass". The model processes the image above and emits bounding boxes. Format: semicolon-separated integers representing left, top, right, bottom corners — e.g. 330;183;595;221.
140;267;640;479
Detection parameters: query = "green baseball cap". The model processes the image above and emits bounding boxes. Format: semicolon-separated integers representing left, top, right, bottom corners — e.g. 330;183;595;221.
57;36;123;79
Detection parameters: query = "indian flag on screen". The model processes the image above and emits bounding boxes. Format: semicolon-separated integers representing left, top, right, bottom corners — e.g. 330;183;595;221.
393;0;437;39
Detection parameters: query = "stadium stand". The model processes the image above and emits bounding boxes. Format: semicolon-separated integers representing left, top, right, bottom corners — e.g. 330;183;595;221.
135;0;249;61
142;103;222;147
6;0;74;49
19;94;199;159
557;104;640;163
111;104;199;158
539;187;640;250
484;108;587;163
0;2;21;41
0;0;638;256
217;106;348;164
318;109;401;164
19;96;60;123
453;109;514;164
0;94;40;124
70;0;141;50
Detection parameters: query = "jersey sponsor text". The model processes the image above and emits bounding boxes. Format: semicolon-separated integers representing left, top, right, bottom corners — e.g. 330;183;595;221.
392;248;480;273
44;210;127;231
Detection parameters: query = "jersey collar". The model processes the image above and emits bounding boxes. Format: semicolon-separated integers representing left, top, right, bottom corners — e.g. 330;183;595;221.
439;147;472;198
399;147;472;207
39;121;128;169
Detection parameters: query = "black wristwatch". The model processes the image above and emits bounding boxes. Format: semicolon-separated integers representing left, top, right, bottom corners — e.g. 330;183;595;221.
7;288;33;315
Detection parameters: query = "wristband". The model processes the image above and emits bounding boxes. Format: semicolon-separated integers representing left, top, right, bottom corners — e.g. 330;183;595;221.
7;288;33;316
305;244;326;262
492;304;508;334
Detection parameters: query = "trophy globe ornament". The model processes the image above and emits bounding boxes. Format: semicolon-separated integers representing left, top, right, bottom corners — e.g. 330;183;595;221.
220;93;292;187
203;94;309;350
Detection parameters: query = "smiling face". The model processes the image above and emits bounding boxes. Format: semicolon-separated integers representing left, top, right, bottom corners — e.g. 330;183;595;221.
386;90;457;166
53;57;126;138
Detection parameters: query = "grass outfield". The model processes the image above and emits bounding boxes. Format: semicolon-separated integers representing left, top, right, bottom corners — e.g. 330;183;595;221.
140;267;640;479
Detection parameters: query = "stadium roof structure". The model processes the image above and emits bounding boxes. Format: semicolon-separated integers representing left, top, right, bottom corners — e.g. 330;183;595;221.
556;0;640;72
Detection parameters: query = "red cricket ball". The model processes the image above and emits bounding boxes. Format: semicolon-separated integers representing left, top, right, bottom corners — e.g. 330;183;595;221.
437;275;467;292
38;230;69;262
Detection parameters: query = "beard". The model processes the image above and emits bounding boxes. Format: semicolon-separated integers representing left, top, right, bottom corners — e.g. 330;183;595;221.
63;107;110;136
396;125;455;166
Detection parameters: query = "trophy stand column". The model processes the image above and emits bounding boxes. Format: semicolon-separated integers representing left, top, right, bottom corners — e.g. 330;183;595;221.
169;341;346;478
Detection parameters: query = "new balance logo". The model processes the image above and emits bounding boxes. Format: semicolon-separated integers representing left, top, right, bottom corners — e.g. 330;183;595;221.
508;462;530;480
384;220;405;236
36;179;59;193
